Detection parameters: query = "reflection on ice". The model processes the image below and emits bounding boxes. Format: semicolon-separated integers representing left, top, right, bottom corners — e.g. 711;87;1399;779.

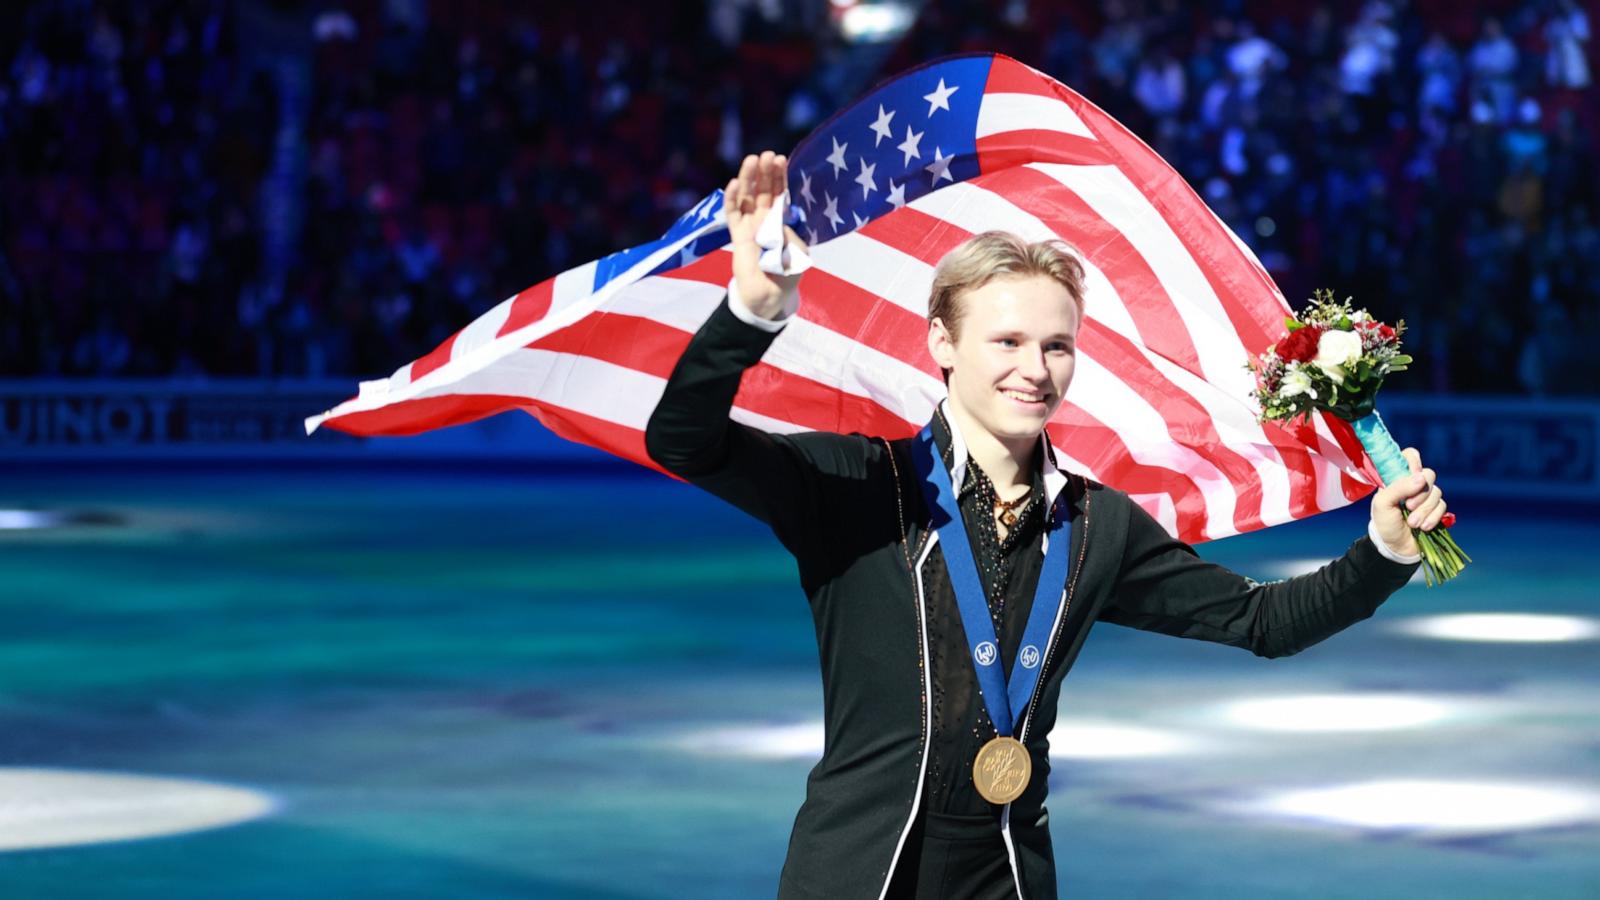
679;719;1201;761
1234;778;1600;836
1215;694;1455;732
0;768;277;851
1386;613;1600;643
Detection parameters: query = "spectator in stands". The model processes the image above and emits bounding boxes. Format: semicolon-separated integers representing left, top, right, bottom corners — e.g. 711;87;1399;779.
1468;18;1520;122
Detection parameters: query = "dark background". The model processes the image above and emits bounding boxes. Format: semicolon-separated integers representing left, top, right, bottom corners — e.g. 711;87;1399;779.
2;0;1596;395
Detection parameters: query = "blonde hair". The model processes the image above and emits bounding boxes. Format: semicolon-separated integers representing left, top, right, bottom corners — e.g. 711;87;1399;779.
927;231;1087;342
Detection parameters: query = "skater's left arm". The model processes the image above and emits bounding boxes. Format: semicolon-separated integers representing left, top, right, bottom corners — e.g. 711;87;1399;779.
1098;449;1444;658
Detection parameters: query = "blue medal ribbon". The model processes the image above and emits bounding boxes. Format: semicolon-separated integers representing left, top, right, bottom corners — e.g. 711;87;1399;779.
913;420;1073;738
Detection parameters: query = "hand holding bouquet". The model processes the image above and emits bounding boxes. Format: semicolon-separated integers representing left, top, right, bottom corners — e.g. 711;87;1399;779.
1249;290;1469;585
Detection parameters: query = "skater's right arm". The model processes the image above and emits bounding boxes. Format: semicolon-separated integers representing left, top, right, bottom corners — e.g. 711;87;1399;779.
644;152;873;560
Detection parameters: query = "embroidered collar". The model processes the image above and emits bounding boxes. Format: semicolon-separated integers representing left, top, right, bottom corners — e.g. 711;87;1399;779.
937;398;1071;513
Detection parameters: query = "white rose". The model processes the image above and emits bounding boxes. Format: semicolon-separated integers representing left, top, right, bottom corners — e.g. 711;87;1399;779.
1280;366;1316;399
1313;329;1363;384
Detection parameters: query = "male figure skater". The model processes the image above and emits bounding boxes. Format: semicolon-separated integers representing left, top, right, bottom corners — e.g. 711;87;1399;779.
645;151;1447;898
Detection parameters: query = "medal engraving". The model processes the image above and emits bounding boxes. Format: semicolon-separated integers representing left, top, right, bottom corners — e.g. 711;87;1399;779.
972;736;1031;805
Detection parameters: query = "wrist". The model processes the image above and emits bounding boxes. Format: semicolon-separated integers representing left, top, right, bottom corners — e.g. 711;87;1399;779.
734;281;784;319
726;277;796;332
1369;518;1422;565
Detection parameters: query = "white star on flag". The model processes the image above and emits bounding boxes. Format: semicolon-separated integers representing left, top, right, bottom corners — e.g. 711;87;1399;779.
869;104;895;146
852;211;867;229
822;192;843;232
886;179;906;209
925;146;954;185
897;126;923;166
826;136;849;178
854;158;877;199
923;78;958;116
799;170;815;208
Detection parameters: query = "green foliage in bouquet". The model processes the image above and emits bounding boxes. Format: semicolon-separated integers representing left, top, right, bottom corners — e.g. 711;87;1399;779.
1249;290;1413;424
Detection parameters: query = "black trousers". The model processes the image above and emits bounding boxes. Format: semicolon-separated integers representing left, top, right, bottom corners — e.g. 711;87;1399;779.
885;810;1018;899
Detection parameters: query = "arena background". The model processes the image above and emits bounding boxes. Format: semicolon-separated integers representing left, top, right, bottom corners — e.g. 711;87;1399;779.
2;1;1597;897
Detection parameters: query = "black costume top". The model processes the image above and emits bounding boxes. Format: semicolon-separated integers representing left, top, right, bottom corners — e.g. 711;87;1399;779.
644;295;1420;899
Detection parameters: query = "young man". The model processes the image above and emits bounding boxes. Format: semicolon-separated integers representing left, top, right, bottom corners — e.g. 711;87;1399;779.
645;152;1446;898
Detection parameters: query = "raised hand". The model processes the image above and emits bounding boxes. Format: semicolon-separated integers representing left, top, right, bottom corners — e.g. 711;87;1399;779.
724;151;806;319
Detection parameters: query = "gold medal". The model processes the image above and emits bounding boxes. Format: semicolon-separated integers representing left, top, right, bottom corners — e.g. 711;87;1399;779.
972;736;1031;805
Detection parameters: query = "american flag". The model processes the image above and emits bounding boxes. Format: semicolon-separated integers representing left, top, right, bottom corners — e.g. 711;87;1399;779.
306;53;1379;544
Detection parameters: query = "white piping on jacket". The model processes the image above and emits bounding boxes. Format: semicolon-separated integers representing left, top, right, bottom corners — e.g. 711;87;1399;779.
876;532;941;900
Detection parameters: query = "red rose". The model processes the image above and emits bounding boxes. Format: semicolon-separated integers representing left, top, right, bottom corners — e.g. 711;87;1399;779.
1357;319;1396;341
1277;324;1324;363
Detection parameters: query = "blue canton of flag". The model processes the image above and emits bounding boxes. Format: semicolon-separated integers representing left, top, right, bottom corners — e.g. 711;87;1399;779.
787;56;989;246
594;190;731;289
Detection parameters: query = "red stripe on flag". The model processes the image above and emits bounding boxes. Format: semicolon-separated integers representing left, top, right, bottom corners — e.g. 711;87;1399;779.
497;279;556;338
976;131;1108;172
319;392;530;437
656;248;734;287
731;361;917;439
524;310;916;437
795;270;941;379
523;401;660;473
1045;411;1210;542
854;207;972;264
409;330;460;381
982;55;1060;98
526;310;690;378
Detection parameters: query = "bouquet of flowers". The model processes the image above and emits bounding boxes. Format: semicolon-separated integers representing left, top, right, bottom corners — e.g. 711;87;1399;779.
1249;290;1468;585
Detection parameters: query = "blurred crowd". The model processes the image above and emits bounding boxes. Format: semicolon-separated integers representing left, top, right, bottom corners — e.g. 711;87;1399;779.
2;0;1596;395
2;0;278;377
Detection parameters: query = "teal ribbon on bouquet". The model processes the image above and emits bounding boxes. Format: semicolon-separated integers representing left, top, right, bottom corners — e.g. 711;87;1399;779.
1350;410;1470;586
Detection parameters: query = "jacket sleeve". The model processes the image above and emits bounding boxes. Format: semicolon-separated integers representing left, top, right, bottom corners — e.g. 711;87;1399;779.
1097;493;1419;658
643;294;874;565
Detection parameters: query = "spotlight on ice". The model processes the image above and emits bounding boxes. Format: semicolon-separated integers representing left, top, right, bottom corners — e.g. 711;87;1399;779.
679;722;824;760
0;768;278;851
0;509;67;530
1217;694;1454;733
1239;779;1600;836
1047;721;1199;759
681;719;1200;762
1386;613;1600;643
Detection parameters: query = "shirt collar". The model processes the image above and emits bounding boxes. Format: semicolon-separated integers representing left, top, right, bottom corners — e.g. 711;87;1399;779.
937;398;1070;512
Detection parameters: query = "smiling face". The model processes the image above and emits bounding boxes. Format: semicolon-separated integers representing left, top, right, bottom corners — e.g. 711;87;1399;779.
927;274;1082;452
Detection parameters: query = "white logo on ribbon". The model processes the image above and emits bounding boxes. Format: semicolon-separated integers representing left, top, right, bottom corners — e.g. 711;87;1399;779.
974;641;998;666
1020;645;1041;669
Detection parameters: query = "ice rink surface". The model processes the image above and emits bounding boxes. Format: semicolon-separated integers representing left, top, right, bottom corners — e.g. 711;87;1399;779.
1;464;1596;898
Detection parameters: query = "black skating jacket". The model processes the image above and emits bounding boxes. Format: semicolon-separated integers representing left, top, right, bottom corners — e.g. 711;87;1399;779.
644;296;1419;899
